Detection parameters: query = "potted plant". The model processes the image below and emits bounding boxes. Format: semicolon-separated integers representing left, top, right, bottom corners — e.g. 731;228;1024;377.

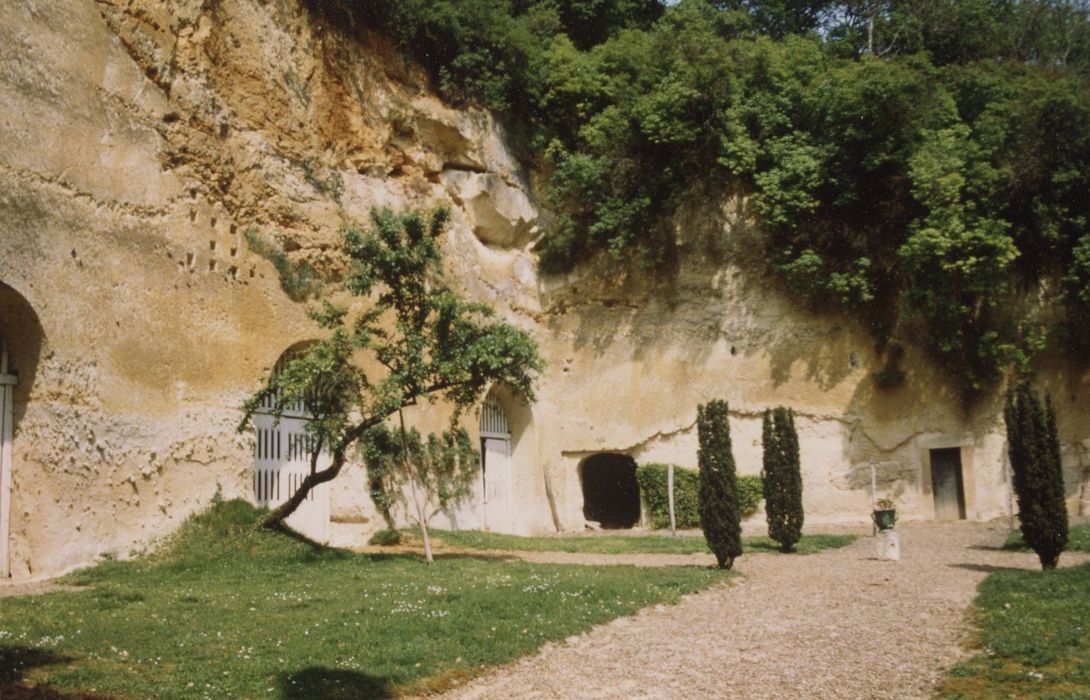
872;498;897;531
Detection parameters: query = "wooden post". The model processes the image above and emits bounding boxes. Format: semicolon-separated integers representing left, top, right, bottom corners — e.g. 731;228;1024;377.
869;460;877;537
1;343;16;578
668;464;676;536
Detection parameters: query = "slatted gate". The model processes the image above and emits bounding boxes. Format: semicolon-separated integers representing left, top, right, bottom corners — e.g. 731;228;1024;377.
253;353;330;543
479;393;512;532
1;343;15;578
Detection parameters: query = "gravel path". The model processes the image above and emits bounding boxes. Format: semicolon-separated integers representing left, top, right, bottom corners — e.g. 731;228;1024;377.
441;522;1090;700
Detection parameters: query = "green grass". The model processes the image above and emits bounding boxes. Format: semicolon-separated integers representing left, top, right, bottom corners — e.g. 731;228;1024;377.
940;562;1090;699
1003;522;1090;553
430;529;856;556
0;500;726;699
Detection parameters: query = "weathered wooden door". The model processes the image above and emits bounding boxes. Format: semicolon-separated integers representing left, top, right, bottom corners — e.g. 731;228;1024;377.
480;394;512;533
253;356;330;543
931;447;966;521
0;344;15;578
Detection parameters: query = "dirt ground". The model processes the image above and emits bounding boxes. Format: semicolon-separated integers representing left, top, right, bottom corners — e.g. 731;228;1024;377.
438;521;1090;700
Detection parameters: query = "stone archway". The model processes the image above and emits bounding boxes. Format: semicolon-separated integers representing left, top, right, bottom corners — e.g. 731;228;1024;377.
0;281;44;578
579;453;641;529
467;384;539;535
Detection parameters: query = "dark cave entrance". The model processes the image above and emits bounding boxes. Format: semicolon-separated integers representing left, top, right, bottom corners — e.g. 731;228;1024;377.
579;453;640;529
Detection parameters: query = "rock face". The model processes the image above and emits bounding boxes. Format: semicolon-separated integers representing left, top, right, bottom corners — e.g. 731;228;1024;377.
0;0;1087;578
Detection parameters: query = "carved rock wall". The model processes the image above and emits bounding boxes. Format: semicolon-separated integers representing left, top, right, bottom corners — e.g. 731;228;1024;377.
1;0;1087;578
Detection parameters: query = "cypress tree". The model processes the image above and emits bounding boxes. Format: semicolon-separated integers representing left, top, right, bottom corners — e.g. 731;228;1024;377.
762;407;804;552
697;400;742;569
1004;384;1068;570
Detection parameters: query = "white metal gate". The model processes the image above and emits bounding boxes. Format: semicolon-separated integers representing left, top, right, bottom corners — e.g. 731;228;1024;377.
480;394;512;533
0;343;15;578
253;355;330;543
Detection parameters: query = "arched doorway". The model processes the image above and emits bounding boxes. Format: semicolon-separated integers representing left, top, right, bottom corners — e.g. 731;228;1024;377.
579;454;640;529
479;390;513;532
253;345;330;543
0;281;44;578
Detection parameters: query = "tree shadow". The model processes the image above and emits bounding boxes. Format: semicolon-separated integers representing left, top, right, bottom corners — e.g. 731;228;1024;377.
279;666;393;699
0;645;110;699
949;563;1028;574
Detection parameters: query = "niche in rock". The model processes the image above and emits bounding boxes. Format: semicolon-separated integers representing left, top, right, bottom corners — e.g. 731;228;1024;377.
579;453;640;529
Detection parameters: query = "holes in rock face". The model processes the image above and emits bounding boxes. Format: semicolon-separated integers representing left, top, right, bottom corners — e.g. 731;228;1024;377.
185;252;195;270
228;265;238;281
208;260;217;272
730;345;737;356
579;454;641;529
209;240;217;251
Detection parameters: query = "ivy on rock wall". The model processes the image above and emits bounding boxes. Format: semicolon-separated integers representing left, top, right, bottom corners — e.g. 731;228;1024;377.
321;0;1090;398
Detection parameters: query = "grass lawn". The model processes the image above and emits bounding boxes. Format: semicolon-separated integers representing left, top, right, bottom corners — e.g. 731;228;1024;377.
940;562;1090;699
1003;522;1090;553
429;529;856;556
0;501;727;699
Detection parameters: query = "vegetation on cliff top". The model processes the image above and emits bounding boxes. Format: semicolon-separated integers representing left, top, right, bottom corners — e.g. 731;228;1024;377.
321;0;1090;398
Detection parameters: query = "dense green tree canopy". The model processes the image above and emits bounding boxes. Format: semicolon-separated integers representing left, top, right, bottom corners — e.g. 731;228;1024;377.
328;0;1090;397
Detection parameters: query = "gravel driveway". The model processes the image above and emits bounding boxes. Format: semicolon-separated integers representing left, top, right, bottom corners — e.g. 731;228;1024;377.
441;521;1090;700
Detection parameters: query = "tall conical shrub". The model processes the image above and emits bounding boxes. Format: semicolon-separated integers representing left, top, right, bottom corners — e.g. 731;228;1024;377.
1004;384;1068;570
697;400;742;569
762;407;804;553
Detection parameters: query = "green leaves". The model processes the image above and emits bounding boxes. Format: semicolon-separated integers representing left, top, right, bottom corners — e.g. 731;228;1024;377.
761;407;803;553
240;207;542;528
342;0;1090;399
1004;384;1069;570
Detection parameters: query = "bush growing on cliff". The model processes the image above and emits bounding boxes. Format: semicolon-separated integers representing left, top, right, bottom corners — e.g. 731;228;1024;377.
328;0;1090;400
1004;384;1068;570
761;407;803;553
697;400;742;569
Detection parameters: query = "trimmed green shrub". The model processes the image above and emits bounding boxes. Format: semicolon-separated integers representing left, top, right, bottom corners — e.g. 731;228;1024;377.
762;407;804;553
737;475;764;518
636;464;699;529
1004;384;1068;570
697;400;742;569
368;528;402;547
639;465;763;530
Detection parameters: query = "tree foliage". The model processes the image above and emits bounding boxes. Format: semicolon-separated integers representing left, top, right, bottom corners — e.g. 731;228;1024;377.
1004;384;1068;570
697;400;743;569
761;407;804;552
239;208;543;530
326;0;1090;398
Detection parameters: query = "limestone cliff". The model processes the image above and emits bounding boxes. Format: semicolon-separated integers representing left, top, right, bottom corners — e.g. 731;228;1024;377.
1;0;1087;578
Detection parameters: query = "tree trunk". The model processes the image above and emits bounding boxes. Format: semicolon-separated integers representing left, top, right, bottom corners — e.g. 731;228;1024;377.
399;409;434;564
260;447;345;529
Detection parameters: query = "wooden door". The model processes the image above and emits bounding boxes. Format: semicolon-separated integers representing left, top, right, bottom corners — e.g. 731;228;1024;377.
931;447;966;521
482;437;511;533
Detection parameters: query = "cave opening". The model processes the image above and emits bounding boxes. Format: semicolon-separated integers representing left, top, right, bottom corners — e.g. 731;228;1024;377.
579;453;640;529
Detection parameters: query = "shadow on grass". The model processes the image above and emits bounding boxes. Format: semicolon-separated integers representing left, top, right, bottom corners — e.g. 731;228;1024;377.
279;666;393;699
0;645;110;699
361;551;520;564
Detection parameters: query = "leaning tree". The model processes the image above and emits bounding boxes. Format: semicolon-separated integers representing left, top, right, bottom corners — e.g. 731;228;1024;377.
1004;383;1068;570
239;207;543;536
